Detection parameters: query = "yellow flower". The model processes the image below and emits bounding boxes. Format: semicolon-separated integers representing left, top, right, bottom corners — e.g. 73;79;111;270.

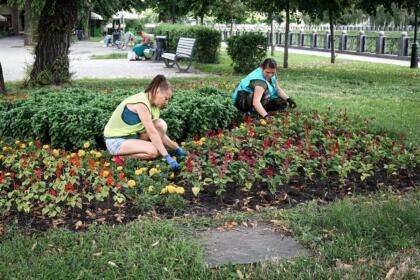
259;119;267;126
175;187;185;194
95;161;100;166
155;164;160;169
103;170;110;177
2;146;9;152
148;185;155;192
83;142;91;149
0;155;4;160
43;144;49;149
169;173;175;180
104;162;110;167
78;150;86;157
166;184;176;194
20;143;26;149
15;140;21;145
147;161;152;166
127;180;136;188
28;141;33;146
200;137;206;143
149;168;159;177
135;169;142;176
95;152;102;158
160;187;168;194
52;149;60;157
70;153;76;158
181;142;186;147
117;166;123;171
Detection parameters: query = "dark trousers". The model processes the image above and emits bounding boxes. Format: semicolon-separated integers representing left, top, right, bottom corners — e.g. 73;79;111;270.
234;90;287;113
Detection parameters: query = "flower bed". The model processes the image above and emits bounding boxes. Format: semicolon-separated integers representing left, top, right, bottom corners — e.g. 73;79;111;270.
0;110;418;230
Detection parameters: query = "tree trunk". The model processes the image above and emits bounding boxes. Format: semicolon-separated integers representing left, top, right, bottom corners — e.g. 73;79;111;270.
29;0;78;86
283;0;290;69
270;13;274;56
23;0;32;46
200;15;204;25
84;8;91;41
329;8;336;64
0;62;6;94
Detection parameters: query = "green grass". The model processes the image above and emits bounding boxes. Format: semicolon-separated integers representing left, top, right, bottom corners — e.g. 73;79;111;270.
1;191;419;279
90;53;127;60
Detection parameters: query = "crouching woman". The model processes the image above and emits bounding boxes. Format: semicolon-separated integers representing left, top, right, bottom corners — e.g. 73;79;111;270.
104;74;184;170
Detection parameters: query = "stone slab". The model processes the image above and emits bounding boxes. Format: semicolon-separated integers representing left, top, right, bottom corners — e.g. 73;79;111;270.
197;225;309;268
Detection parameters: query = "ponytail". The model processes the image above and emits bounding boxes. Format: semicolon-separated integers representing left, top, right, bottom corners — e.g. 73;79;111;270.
145;74;171;97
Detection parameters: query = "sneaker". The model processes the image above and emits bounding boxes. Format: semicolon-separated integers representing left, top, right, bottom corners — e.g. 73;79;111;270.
112;155;125;165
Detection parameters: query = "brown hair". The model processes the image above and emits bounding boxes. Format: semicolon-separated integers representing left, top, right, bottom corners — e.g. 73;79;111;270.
261;58;277;69
145;74;170;97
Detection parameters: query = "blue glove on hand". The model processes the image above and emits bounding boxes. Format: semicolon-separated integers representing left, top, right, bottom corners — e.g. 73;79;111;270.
164;155;179;170
170;147;186;158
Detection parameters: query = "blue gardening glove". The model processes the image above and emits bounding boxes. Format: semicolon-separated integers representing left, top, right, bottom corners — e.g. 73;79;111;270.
164;155;179;170
170;147;186;158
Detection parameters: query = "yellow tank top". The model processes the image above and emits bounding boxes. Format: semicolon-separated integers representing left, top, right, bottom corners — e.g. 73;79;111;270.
104;92;160;138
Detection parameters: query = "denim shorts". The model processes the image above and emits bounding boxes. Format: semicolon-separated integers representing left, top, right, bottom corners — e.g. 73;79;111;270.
105;138;126;155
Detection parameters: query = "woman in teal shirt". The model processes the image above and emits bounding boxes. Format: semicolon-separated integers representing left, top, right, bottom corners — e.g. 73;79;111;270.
232;58;297;120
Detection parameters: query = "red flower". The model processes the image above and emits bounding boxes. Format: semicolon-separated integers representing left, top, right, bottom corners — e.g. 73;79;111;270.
48;188;57;197
69;169;76;177
36;141;42;150
118;173;125;181
65;182;75;193
106;173;113;186
284;157;292;170
210;151;217;166
55;169;61;179
263;138;270;149
88;159;96;172
187;157;193;173
265;169;274;176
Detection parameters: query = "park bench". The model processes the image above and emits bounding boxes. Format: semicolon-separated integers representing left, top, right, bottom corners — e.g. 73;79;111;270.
161;37;196;72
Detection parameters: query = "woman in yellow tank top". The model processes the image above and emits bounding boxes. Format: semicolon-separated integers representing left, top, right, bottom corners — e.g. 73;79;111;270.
104;75;184;170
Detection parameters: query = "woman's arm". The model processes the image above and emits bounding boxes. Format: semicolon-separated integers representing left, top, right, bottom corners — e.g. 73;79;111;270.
133;103;169;156
275;80;289;100
253;86;269;118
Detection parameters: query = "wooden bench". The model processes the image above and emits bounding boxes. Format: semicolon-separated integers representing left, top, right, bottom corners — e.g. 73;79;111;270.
162;37;196;72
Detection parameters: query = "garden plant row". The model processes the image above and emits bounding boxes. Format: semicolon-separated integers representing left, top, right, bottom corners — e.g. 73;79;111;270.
0;87;418;229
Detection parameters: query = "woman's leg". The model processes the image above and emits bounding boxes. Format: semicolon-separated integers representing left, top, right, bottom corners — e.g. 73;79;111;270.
262;98;288;113
117;139;159;159
139;119;178;150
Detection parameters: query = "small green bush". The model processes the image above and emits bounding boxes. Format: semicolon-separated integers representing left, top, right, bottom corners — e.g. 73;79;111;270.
227;32;267;73
0;87;240;148
154;24;221;63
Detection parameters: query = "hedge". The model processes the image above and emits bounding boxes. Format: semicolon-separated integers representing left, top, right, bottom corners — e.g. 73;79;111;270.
0;87;240;149
154;24;221;64
227;32;267;73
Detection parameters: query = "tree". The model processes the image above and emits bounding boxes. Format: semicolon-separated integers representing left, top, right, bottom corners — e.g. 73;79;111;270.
212;0;249;32
28;0;79;85
359;0;419;68
299;0;354;64
188;0;213;24
0;62;5;94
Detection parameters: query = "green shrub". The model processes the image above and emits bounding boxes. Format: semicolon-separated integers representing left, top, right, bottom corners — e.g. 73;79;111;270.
154;24;221;63
0;87;240;148
227;32;267;73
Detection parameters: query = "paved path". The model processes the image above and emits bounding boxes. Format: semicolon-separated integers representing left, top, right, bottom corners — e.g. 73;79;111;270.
1;36;412;82
0;36;208;82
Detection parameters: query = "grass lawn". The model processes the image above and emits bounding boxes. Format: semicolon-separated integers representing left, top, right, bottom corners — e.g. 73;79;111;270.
1;191;418;279
90;53;127;59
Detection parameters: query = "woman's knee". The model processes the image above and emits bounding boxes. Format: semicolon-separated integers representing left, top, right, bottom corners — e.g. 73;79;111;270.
147;147;160;159
153;119;167;134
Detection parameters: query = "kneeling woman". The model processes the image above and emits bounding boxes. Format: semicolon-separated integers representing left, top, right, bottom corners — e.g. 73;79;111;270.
232;58;297;120
104;75;183;169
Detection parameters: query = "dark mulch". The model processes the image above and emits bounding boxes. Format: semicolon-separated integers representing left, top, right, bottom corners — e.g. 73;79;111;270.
1;167;418;235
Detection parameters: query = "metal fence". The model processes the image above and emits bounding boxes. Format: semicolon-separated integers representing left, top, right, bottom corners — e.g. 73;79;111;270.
222;30;419;58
